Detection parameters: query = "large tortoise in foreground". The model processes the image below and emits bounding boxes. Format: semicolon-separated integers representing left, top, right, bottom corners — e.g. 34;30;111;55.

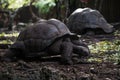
2;19;90;65
67;8;114;35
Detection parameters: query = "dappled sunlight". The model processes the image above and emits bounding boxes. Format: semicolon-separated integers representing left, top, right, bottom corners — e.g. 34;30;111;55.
0;32;19;37
8;0;30;9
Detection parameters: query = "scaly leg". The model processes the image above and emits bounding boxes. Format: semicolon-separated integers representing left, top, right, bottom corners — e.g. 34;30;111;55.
60;38;73;65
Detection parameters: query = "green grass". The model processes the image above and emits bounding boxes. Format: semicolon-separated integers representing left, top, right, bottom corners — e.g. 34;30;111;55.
88;40;120;64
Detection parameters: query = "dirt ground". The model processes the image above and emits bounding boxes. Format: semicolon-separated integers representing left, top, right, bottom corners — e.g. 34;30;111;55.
0;59;119;80
0;30;120;80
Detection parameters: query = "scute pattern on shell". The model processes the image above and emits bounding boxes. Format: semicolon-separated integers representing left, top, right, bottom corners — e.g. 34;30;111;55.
15;19;71;52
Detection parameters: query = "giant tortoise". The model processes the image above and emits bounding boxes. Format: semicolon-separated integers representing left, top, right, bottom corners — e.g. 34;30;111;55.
67;8;114;35
2;19;90;65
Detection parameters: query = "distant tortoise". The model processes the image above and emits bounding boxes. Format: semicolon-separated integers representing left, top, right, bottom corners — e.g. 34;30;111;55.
67;8;114;35
2;19;90;65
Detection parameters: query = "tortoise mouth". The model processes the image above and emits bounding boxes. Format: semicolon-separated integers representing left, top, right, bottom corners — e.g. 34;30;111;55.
101;24;114;33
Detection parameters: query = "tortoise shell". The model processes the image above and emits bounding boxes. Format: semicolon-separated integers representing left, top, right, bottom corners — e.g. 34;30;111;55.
13;19;74;52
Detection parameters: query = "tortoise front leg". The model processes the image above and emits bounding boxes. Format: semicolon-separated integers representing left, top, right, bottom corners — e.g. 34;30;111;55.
1;49;16;62
60;38;73;65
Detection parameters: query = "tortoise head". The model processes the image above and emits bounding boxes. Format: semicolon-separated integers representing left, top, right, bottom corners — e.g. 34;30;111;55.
86;10;114;33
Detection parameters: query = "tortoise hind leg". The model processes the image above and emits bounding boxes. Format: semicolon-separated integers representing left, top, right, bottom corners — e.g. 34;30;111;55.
1;49;16;62
2;41;26;62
